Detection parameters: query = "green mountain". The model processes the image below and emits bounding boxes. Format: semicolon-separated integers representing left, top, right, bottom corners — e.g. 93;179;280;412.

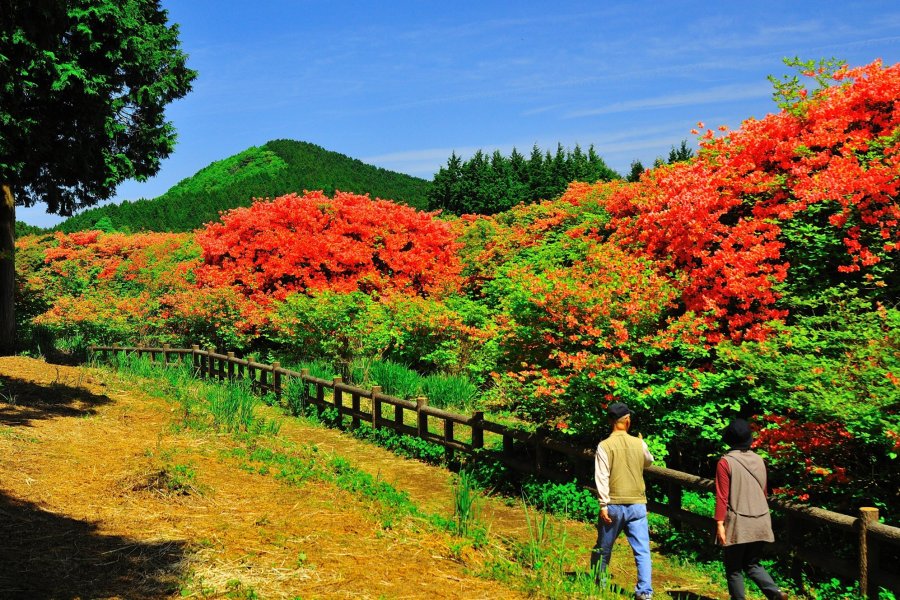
15;221;46;237
57;140;432;233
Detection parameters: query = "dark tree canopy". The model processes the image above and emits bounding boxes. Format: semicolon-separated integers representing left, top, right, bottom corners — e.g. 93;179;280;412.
0;0;196;215
1;0;195;353
626;159;646;183
427;143;619;215
666;139;695;164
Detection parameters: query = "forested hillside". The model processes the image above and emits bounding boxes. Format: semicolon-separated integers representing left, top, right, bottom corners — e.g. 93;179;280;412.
56;140;432;233
14;221;44;237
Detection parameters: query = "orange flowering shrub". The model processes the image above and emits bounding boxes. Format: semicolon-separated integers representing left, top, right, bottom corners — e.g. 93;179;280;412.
23;230;200;348
156;285;258;350
195;191;463;303
594;59;900;342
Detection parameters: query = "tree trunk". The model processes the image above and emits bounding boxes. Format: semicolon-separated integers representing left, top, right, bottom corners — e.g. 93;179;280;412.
0;183;15;355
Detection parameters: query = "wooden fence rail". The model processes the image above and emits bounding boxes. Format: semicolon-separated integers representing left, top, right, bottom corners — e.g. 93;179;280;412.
88;344;900;596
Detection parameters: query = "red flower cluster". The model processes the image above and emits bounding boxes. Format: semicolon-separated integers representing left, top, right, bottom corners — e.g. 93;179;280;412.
756;415;853;498
583;60;900;342
195;191;462;303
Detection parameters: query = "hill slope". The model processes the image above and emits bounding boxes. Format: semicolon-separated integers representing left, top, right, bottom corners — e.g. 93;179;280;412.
57;140;432;233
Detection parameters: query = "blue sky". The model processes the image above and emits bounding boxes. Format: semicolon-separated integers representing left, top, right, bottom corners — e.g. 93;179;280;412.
18;0;900;227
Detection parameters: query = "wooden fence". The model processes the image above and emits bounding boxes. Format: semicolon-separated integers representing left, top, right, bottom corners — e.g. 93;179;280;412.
89;344;900;596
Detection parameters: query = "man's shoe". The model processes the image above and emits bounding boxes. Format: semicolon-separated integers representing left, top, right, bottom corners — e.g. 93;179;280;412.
635;594;652;600
778;592;788;600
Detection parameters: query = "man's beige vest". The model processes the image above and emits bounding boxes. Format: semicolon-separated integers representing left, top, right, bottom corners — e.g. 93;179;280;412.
599;431;647;504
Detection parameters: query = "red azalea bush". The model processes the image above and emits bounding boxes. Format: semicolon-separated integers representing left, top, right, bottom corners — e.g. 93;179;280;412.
754;416;858;508
156;285;259;350
195;191;463;303
596;59;900;342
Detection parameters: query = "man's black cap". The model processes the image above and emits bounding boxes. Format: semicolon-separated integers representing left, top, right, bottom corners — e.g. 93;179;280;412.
607;402;633;420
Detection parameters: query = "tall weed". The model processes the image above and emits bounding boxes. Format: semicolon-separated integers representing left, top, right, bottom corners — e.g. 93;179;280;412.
205;382;257;433
421;372;478;410
369;360;422;399
452;469;483;540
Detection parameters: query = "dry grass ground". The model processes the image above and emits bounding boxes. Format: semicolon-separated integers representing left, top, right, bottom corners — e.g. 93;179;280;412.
0;356;727;599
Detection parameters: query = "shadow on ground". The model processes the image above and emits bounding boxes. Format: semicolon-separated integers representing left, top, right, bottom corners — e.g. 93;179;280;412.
0;374;113;427
565;572;721;600
0;492;187;599
666;590;720;600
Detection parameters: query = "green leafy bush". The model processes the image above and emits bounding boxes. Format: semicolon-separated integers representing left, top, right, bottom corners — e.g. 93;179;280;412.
421;372;479;410
368;360;422;399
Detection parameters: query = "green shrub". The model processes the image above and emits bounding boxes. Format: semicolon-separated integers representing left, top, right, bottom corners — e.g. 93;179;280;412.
368;360;422;399
267;290;393;379
520;477;598;523
421;372;479;410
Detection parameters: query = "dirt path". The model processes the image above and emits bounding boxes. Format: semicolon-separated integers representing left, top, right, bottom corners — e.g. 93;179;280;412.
0;357;725;599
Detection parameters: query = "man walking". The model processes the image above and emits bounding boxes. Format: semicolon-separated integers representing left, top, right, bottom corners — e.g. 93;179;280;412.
591;401;654;600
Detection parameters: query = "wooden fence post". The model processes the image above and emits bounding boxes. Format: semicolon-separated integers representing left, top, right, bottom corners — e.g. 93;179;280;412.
316;380;325;418
668;481;683;532
162;344;170;367
471;411;484;450
784;513;803;591
416;396;429;438
333;377;343;429
258;360;267;390
206;348;215;379
300;368;310;414
444;418;455;464
351;390;360;429
227;352;235;380
371;386;382;430
272;362;282;400
859;506;879;598
394;401;403;428
191;345;200;376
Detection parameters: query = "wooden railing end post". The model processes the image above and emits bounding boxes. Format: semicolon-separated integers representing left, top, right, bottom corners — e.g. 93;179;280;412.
859;506;879;598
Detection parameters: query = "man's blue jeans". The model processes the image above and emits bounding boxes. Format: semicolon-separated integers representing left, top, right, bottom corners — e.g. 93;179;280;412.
591;503;653;597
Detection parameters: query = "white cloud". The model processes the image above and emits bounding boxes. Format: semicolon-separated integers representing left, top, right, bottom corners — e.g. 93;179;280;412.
565;82;772;118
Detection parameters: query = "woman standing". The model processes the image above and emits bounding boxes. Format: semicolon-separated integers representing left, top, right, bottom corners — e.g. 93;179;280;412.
715;418;788;600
